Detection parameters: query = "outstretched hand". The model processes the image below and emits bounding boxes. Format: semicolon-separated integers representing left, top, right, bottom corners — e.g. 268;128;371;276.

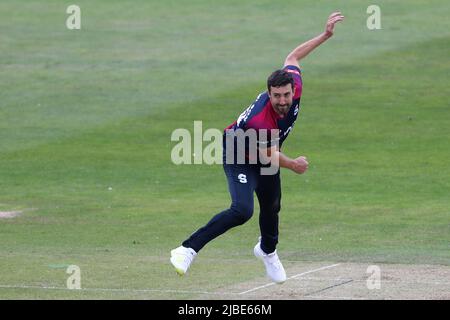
324;12;344;38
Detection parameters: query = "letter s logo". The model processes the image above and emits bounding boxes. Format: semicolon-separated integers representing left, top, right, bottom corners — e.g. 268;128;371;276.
238;174;247;184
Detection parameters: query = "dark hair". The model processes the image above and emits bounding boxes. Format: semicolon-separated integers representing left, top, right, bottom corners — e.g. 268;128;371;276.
267;69;294;93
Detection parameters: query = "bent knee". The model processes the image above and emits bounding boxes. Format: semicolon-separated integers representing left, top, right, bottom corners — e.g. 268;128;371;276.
231;203;253;223
261;200;281;215
272;202;281;214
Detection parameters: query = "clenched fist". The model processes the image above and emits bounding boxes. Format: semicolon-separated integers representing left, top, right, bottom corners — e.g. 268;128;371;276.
290;156;309;174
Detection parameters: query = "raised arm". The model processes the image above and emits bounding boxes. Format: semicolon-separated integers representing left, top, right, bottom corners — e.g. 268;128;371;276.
284;11;344;68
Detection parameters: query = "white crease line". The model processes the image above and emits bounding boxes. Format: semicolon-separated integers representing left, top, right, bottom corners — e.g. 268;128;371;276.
294;277;450;286
0;284;386;300
239;263;341;295
0;284;237;295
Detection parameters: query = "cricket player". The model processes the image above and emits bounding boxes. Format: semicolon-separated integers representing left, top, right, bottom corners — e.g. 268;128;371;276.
170;12;344;283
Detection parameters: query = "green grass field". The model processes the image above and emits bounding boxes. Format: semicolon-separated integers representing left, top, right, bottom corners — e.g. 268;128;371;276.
0;0;449;299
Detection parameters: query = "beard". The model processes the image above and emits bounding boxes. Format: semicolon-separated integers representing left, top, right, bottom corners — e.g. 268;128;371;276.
276;104;290;115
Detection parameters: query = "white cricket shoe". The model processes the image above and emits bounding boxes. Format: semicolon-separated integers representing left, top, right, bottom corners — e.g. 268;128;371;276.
254;239;286;284
170;246;197;276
